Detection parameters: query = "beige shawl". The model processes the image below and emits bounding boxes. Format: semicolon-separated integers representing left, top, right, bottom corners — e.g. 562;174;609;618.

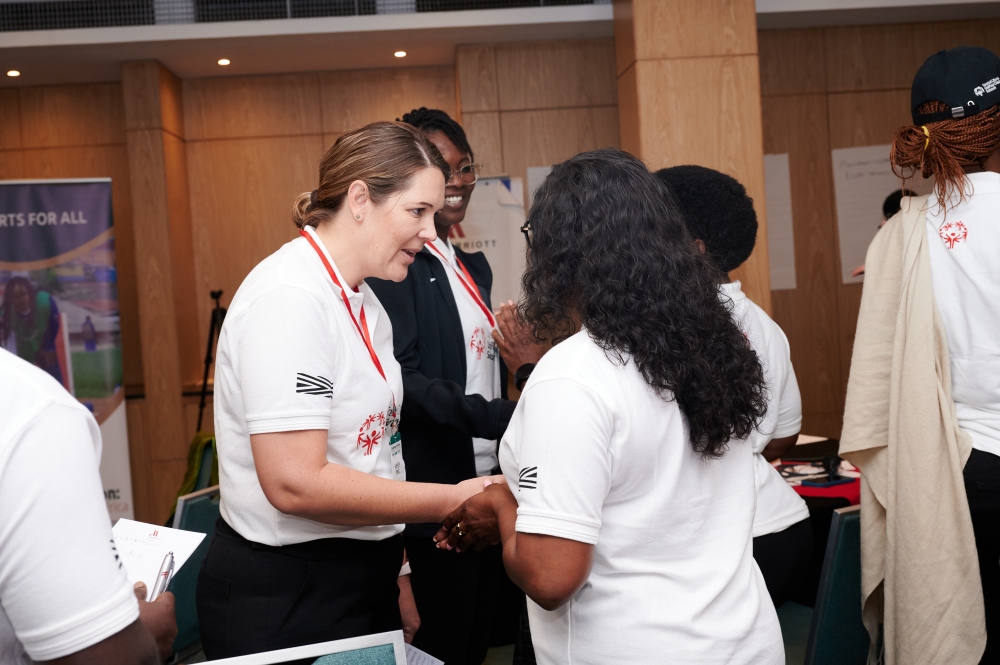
840;195;986;665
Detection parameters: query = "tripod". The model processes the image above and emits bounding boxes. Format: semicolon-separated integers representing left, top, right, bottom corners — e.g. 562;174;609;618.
197;290;227;432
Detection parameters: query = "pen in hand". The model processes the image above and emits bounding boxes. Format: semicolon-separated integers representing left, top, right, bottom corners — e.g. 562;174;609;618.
148;551;174;602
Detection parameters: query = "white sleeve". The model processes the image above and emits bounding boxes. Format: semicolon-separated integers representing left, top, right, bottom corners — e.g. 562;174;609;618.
512;378;614;545
236;286;337;434
770;330;802;440
0;405;138;661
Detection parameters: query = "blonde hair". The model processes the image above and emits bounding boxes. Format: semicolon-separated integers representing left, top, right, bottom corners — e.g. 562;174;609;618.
292;121;450;229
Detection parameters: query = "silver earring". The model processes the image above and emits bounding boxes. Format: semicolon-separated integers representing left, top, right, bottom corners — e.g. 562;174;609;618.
356;214;361;220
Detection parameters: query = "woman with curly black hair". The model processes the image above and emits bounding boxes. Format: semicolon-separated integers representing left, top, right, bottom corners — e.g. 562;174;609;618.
434;148;782;665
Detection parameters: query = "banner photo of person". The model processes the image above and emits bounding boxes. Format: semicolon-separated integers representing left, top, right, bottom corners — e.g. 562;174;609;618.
0;178;134;523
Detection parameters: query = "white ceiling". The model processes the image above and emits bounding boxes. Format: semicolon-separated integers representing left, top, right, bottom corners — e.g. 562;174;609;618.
1;0;998;87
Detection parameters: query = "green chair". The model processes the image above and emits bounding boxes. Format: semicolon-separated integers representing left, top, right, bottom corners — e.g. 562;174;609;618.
804;505;872;665
168;485;221;661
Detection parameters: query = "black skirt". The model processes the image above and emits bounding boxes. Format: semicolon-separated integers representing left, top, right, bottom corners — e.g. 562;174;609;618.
197;518;403;660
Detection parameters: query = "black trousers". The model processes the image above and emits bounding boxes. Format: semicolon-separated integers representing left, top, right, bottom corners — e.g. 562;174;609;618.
404;535;501;665
752;517;814;609
965;448;1000;665
196;518;403;661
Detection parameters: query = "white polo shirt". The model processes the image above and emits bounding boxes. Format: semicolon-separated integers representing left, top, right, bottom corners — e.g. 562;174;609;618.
720;282;809;538
926;171;1000;459
498;330;783;665
214;226;405;546
0;351;138;665
428;237;501;476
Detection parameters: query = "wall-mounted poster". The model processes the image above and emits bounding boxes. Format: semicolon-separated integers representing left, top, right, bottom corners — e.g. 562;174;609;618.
764;153;797;291
832;144;935;284
447;177;526;307
0;178;134;523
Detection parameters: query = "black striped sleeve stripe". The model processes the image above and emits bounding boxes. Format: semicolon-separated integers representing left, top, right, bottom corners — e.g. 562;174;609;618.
296;373;334;398
518;467;538;489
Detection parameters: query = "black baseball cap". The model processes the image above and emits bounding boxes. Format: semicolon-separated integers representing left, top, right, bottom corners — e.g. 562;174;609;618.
911;46;1000;124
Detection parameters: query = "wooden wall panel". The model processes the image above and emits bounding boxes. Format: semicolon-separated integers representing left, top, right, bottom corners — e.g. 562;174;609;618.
500;106;620;190
0;89;22;149
183;73;322;140
455;44;499;114
494;39;617;111
187;135;322;338
823;20;1000;93
758;29;826;97
630;54;771;311
763;94;843;438
623;0;757;66
320;67;456;136
18;83;126;148
461;111;504;175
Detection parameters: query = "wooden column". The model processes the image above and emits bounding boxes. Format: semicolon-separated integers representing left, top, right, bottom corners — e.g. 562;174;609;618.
614;0;772;311
122;61;197;522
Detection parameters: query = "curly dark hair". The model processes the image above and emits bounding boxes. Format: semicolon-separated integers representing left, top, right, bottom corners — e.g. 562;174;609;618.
399;107;474;161
521;149;768;457
654;165;757;273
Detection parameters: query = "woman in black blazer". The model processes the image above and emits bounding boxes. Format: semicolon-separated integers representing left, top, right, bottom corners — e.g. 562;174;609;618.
368;108;543;665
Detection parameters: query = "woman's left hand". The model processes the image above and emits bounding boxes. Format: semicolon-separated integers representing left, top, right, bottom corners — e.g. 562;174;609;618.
492;302;546;374
433;482;517;553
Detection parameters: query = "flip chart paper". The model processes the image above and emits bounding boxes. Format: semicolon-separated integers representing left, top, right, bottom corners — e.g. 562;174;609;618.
112;519;205;600
831;144;935;284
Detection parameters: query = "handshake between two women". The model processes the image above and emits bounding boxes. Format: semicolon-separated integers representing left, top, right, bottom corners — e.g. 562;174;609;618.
434;477;518;553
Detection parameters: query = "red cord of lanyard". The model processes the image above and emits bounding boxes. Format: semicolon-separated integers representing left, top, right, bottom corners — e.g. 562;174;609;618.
426;242;497;328
300;229;386;382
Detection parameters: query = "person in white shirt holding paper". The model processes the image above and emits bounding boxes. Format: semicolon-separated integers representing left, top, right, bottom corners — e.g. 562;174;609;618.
198;122;497;660
0;349;177;665
657;165;812;609
435;149;783;665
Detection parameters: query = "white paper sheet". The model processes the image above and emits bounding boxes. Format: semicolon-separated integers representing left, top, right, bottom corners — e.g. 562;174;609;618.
112;519;206;600
831;144;935;284
526;165;552;209
764;153;797;291
405;643;444;665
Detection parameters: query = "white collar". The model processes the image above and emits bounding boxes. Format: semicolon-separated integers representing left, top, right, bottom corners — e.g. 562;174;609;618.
719;280;746;301
302;225;364;304
429;236;457;267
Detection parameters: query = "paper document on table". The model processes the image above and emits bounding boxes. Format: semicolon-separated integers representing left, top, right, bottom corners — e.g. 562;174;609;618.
112;519;205;599
405;643;444;665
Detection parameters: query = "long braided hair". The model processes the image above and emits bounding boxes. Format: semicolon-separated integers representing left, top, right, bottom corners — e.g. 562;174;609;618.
891;100;1000;209
399;107;474;160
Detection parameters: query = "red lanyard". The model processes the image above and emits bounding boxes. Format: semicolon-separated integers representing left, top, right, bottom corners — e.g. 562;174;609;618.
426;242;497;328
300;229;386;382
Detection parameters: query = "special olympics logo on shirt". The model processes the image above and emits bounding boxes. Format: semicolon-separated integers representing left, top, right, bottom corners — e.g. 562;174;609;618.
939;221;968;249
357;412;385;456
470;327;487;360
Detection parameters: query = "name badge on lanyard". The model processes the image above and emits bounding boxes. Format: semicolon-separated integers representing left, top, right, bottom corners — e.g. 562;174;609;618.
301;229;403;480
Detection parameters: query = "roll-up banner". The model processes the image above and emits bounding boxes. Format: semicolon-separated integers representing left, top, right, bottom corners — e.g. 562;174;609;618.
449;177;526;307
0;178;134;523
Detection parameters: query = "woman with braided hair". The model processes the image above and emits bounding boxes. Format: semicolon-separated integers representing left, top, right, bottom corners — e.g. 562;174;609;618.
841;47;1000;664
368;108;544;664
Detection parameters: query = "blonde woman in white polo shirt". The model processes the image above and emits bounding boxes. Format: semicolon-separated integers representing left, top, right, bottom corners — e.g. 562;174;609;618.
436;149;784;665
196;122;496;660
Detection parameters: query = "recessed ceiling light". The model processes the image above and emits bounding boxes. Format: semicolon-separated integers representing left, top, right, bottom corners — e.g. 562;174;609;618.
394;51;406;58
7;70;20;77
218;58;231;66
